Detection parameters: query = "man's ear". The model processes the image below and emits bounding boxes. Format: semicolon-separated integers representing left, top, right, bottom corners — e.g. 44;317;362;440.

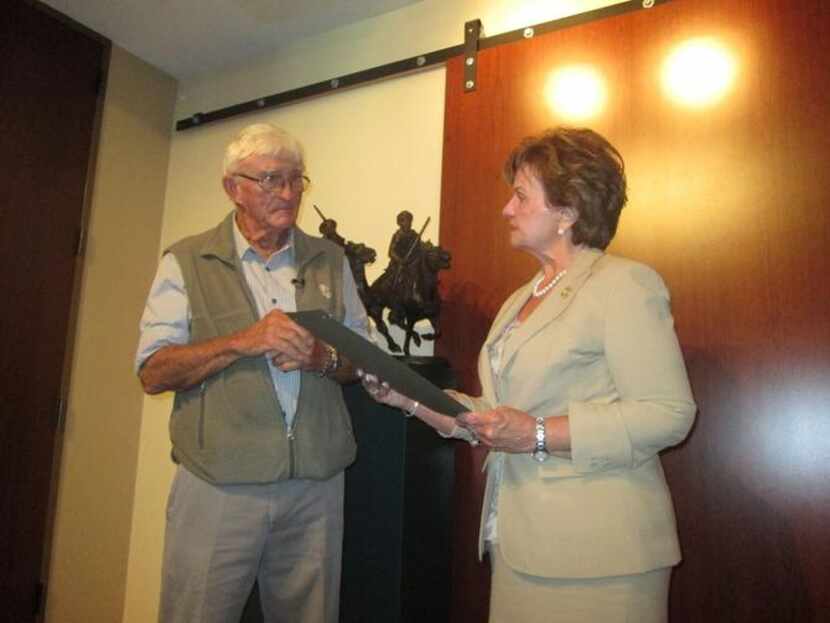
222;175;237;201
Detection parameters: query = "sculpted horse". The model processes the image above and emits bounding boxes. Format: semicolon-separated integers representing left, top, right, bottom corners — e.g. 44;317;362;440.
344;241;377;313
367;241;451;356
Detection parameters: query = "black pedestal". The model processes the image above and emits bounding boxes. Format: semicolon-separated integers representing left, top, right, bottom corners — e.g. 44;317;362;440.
340;356;456;623
240;358;456;623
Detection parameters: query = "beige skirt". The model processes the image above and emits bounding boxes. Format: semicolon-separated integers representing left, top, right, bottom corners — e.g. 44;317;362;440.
489;542;671;623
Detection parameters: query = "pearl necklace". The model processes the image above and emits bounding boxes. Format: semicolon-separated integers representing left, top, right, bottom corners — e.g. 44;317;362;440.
532;269;567;298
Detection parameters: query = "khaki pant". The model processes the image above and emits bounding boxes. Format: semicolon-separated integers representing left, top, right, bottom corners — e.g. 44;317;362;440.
159;466;344;623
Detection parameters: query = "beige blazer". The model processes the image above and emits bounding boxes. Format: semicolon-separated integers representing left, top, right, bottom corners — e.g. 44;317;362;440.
457;248;696;579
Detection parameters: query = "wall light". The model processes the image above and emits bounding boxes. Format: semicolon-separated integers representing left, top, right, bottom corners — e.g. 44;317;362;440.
662;37;737;108
545;65;606;120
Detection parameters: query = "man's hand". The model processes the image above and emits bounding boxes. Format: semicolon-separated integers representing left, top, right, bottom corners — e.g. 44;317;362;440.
140;310;332;394
235;309;321;371
271;338;331;373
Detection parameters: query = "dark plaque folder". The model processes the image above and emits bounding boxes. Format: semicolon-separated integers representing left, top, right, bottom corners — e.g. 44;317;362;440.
289;309;467;416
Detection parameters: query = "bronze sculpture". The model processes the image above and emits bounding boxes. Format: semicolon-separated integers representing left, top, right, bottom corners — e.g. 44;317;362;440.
315;205;377;310
367;212;451;356
314;206;451;356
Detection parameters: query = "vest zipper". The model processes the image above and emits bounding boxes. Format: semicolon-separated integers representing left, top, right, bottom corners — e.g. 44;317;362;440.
287;422;296;478
198;381;206;449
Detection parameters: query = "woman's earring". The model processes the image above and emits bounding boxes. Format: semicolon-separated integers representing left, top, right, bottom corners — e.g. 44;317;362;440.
557;226;565;235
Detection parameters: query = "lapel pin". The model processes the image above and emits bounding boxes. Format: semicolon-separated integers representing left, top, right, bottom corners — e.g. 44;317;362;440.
560;286;572;299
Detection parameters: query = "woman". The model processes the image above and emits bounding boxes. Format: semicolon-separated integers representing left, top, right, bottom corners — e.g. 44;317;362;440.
361;127;696;622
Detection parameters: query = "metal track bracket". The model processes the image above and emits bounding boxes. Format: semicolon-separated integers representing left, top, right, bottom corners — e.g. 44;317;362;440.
463;19;483;92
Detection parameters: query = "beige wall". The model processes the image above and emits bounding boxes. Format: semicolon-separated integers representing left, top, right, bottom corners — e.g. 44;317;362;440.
177;0;625;117
118;1;622;621
45;45;177;623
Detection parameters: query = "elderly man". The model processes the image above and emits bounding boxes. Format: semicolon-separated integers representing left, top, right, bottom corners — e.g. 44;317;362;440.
136;123;368;623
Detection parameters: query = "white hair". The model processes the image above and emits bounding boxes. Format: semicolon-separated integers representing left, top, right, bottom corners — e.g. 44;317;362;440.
223;123;304;175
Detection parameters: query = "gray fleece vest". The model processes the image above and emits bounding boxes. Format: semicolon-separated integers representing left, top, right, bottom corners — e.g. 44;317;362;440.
166;212;356;484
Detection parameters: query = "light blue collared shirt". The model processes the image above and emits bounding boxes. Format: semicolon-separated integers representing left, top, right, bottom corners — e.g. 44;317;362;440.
136;220;370;427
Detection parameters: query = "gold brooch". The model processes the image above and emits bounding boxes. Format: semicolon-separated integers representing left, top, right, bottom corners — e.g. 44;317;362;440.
560;286;572;299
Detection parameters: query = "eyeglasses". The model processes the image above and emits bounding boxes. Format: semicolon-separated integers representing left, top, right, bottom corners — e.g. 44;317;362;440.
234;171;311;194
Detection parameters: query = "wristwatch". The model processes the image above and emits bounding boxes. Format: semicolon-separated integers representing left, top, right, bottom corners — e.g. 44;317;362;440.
318;344;340;377
532;417;549;462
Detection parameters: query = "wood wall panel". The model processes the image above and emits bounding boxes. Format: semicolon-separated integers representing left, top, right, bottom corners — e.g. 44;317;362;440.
438;1;829;621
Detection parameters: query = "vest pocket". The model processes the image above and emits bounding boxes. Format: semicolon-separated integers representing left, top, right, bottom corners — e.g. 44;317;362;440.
212;308;256;336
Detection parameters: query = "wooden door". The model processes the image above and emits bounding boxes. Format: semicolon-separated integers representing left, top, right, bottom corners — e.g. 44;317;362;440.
438;1;830;621
0;2;108;620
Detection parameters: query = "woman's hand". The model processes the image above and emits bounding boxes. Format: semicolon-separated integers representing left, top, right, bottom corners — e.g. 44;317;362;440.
457;406;536;453
360;371;483;442
357;370;410;410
